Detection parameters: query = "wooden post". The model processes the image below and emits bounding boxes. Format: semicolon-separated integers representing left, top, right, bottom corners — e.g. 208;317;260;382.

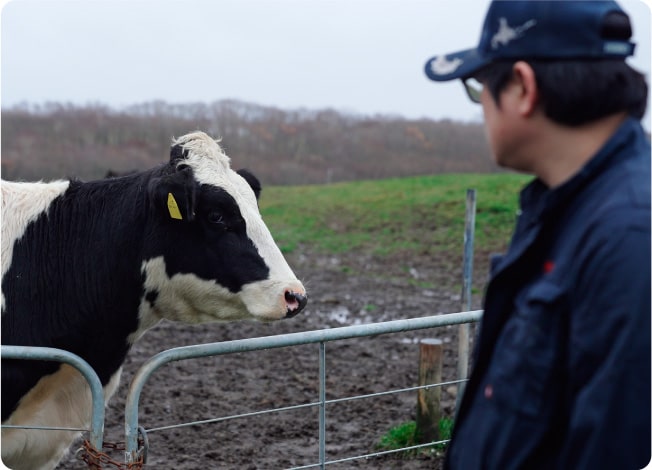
415;338;443;443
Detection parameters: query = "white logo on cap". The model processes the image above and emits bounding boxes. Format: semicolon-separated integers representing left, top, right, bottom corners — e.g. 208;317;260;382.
491;18;536;49
429;55;463;76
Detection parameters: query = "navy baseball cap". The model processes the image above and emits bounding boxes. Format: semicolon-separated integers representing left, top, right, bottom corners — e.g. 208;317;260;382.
425;0;636;82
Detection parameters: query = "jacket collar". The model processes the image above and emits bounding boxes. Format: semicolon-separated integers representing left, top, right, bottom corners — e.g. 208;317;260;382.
491;117;645;279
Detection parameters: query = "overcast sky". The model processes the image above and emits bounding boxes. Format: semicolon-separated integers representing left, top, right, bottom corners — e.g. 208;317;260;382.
1;0;651;128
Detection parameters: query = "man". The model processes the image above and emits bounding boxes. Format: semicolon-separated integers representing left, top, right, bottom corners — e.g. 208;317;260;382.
425;1;650;469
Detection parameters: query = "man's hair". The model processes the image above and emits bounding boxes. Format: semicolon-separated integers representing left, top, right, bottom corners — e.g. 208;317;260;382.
479;59;648;126
477;10;648;126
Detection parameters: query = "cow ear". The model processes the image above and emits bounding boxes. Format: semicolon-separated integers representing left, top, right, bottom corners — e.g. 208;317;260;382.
170;143;188;163
148;166;197;222
237;169;262;200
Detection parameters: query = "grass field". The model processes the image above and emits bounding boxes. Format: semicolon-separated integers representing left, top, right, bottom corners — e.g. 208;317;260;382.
260;172;532;257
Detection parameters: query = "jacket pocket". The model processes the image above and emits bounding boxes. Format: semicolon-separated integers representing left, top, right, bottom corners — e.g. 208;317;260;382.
487;281;566;417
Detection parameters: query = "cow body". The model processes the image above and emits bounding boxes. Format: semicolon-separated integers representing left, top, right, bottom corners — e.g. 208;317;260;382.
1;132;307;470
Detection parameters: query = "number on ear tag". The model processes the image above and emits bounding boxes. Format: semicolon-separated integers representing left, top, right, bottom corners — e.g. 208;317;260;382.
167;193;183;220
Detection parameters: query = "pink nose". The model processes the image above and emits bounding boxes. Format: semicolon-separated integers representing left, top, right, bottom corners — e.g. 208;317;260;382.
284;290;308;317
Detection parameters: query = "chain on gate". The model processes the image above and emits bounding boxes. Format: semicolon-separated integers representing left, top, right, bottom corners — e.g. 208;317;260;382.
78;427;148;470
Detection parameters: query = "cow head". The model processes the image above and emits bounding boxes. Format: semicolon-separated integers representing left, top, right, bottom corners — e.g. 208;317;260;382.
138;132;307;330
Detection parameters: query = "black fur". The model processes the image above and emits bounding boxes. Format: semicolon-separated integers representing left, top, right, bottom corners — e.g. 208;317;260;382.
236;169;262;200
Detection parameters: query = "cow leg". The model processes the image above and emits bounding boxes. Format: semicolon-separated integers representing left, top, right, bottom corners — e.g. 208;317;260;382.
1;365;122;470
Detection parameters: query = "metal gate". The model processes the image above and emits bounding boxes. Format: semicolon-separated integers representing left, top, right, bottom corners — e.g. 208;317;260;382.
124;310;483;468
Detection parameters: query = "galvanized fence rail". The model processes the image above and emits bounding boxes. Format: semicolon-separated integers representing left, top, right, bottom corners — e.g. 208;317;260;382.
124;309;483;468
0;345;106;451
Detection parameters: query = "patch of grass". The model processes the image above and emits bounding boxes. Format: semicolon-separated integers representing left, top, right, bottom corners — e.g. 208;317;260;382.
339;265;353;274
261;173;531;258
377;417;455;457
438;417;454;445
378;421;418;452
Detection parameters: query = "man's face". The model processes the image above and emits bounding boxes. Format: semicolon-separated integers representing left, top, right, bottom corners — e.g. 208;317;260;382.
478;70;534;173
480;84;512;168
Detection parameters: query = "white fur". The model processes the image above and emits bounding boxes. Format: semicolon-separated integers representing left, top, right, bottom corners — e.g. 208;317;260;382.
133;255;303;343
1;180;69;311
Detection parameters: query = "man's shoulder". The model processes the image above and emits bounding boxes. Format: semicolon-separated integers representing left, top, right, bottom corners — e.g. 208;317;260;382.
587;140;650;214
620;148;651;208
601;164;649;222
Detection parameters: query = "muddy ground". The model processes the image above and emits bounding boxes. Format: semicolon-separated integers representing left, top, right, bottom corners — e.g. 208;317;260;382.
58;249;487;470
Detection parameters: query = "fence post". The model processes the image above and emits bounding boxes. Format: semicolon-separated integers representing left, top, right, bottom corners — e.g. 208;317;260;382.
415;338;443;443
457;189;476;412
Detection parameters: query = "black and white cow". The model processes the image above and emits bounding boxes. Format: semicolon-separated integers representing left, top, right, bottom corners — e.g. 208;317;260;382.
1;131;307;470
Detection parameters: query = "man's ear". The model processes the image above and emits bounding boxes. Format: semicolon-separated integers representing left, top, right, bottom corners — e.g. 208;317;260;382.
148;166;198;222
512;61;539;117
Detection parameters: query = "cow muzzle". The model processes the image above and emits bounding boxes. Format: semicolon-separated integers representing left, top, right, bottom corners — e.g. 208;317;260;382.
284;290;308;318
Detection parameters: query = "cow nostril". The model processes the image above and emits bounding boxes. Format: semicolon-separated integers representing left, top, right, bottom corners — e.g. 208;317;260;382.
285;290;308;317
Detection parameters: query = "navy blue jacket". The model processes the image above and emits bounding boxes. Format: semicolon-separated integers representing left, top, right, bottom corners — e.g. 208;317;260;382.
445;117;651;470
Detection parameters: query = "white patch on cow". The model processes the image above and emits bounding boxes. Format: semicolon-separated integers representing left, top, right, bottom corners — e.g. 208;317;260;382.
1;365;121;470
1;180;70;312
239;278;302;319
139;257;244;323
133;256;297;340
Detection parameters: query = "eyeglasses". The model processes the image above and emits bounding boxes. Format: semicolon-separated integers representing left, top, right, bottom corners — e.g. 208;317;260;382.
462;76;484;104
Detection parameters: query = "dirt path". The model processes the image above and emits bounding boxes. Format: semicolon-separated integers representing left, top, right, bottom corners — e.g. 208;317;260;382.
58;249;486;469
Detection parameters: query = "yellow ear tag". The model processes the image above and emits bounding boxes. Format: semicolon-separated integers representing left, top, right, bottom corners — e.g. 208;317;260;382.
167;193;183;220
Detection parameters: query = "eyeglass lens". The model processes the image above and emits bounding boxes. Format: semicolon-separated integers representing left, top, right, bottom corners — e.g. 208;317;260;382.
463;77;483;104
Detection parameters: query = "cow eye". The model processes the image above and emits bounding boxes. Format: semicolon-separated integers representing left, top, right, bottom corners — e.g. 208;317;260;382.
207;212;225;225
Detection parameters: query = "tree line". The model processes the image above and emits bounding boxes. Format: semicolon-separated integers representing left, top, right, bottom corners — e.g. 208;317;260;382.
1;100;498;184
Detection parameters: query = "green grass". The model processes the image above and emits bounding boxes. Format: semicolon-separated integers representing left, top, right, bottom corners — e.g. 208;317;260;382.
378;421;418;452
377;417;455;457
260;173;531;257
